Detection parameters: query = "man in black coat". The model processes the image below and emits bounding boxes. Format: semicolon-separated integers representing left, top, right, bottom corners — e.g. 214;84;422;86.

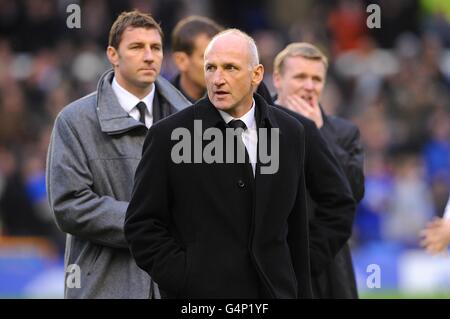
169;16;357;282
125;29;321;298
272;42;365;298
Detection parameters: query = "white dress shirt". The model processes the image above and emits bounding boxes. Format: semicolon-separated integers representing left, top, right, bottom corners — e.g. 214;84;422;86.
112;77;155;128
218;99;257;175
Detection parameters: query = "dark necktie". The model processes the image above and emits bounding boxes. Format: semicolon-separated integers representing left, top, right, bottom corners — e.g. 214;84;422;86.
228;119;247;145
136;101;147;125
227;119;247;131
228;119;248;165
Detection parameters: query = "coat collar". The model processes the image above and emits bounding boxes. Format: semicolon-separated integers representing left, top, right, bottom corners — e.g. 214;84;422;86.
96;69;191;135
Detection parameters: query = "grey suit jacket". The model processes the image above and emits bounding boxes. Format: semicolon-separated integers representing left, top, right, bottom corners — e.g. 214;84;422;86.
46;69;190;298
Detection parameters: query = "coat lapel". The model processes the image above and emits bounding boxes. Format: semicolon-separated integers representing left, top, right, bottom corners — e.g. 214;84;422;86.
96;70;143;135
96;70;191;135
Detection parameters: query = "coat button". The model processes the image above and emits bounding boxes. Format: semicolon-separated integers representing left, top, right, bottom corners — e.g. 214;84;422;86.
237;180;246;188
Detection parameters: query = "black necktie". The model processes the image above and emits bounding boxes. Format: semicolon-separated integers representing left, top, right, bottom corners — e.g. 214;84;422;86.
228;119;248;164
228;119;247;131
136;101;147;124
228;119;247;145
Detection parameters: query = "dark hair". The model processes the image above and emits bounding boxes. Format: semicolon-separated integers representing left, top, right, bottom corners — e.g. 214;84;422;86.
171;16;223;55
108;10;163;49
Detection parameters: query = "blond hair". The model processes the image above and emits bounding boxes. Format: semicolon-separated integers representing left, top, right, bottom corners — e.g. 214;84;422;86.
273;42;328;74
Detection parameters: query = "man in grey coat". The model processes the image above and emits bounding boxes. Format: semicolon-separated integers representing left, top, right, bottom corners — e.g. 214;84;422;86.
46;11;190;298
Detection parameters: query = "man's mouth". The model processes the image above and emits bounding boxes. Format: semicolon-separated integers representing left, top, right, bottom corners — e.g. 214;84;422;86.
140;68;156;73
215;90;229;97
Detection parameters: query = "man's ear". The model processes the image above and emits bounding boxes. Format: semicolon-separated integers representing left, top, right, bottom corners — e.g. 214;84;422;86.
107;46;119;67
252;64;264;86
172;52;189;72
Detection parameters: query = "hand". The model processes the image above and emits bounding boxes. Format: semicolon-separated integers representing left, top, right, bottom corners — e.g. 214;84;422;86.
284;94;323;128
420;218;450;256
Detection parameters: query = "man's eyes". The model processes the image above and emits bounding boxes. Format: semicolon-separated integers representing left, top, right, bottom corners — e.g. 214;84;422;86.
225;65;238;70
128;45;161;51
205;65;238;71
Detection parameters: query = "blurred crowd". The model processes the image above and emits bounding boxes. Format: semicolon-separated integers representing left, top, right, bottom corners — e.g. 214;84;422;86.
0;0;449;255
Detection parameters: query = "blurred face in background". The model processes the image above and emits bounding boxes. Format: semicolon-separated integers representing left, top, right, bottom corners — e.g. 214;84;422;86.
274;55;326;107
175;33;212;90
107;27;163;98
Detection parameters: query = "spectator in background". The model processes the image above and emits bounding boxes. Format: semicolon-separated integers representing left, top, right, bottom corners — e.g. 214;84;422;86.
0;146;55;240
46;11;190;299
353;154;392;245
18;0;64;52
171;15;223;102
383;152;435;245
272;42;364;298
421;0;450;47
421;192;450;255
422;110;450;215
327;0;366;55
0;82;64;248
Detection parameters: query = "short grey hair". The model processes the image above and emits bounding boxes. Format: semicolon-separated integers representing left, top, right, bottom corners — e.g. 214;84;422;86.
205;28;260;68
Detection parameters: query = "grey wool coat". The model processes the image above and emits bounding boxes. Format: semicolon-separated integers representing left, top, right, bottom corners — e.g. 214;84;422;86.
46;70;190;298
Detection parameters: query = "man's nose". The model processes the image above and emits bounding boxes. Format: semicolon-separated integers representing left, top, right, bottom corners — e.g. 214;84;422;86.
212;70;225;86
303;78;314;90
143;46;154;62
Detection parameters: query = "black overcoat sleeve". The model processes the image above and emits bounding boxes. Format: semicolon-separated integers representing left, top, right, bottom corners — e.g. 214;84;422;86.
124;124;187;295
